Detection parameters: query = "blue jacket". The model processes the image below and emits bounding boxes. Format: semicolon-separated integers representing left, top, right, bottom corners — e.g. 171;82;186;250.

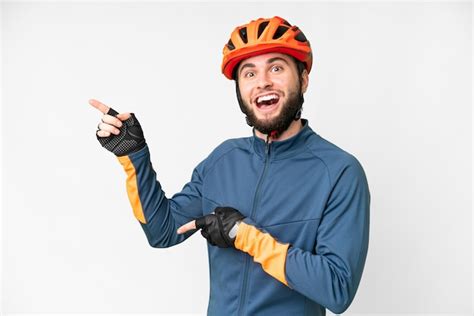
117;119;370;315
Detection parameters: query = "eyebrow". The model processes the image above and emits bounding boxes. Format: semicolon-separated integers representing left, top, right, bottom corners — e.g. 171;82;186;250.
238;57;291;76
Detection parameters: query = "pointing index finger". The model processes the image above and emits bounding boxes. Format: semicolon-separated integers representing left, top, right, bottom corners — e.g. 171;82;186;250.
89;99;110;114
177;220;197;234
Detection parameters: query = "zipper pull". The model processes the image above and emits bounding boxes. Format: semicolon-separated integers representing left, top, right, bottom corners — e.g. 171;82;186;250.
265;134;271;155
266;130;278;155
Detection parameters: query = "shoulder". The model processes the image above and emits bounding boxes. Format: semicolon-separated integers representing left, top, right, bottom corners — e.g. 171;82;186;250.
304;130;367;187
212;137;251;155
197;136;252;173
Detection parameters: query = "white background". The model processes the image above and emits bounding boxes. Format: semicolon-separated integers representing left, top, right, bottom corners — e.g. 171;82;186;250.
1;1;472;315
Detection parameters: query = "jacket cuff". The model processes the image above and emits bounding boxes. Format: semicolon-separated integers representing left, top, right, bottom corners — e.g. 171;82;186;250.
234;222;290;286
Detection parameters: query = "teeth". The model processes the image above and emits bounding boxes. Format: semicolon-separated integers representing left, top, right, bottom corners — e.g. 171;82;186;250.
257;94;279;103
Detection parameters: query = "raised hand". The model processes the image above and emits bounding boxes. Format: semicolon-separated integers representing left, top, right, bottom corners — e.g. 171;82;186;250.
89;98;146;156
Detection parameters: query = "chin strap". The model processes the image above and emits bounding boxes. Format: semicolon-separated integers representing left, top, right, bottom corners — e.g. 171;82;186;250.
294;108;302;120
269;130;279;139
245;116;253;127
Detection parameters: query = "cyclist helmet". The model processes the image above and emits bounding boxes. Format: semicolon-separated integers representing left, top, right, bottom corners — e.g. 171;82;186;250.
222;16;313;80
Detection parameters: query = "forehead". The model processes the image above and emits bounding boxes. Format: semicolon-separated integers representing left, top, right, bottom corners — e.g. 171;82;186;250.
237;52;294;70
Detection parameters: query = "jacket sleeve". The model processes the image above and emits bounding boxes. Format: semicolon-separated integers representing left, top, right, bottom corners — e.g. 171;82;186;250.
117;145;205;248
234;158;370;314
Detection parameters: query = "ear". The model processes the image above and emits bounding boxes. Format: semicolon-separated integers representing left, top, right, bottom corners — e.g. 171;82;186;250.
301;69;309;94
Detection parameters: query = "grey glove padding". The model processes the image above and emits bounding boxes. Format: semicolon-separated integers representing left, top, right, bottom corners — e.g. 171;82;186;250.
96;108;146;156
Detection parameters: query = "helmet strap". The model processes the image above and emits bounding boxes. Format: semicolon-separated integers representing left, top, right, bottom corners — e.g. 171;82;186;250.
294;107;302;121
245;116;253;127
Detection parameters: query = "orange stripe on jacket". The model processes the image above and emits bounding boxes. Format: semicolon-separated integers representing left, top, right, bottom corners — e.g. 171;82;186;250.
117;155;146;224
234;222;290;286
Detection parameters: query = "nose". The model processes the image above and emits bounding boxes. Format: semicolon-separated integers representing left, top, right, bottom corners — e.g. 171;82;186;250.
256;72;273;90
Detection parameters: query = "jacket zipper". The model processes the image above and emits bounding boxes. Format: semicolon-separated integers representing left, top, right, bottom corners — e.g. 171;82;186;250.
238;136;271;316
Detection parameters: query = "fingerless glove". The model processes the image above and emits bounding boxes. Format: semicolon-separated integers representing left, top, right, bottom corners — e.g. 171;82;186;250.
96;108;146;156
196;207;245;248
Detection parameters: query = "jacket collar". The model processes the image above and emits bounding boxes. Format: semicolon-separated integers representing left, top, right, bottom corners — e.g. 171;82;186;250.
251;119;315;160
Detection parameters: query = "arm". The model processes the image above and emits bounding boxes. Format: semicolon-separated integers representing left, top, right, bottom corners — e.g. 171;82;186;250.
90;99;205;249
118;145;205;248
234;159;370;314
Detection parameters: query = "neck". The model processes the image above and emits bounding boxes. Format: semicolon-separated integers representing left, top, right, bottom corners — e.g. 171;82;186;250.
255;119;303;143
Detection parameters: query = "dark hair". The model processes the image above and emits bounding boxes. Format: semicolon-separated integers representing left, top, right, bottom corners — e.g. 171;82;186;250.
293;57;307;78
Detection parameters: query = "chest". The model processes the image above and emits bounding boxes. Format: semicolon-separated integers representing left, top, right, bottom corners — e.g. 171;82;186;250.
201;151;331;250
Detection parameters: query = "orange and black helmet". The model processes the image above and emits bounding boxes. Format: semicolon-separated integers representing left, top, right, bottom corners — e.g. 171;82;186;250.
221;16;313;80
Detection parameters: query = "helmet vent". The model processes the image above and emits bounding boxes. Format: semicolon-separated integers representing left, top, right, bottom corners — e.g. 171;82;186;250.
272;26;289;40
257;21;269;39
238;27;248;44
221;17;313;80
227;39;235;50
294;31;308;43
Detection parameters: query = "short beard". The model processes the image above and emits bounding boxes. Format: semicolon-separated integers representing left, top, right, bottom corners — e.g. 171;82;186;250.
236;83;305;136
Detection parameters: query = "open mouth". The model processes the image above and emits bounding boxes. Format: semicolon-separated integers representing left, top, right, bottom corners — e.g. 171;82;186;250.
254;93;280;109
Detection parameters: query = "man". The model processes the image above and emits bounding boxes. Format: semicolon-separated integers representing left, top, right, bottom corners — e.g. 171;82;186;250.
91;16;370;315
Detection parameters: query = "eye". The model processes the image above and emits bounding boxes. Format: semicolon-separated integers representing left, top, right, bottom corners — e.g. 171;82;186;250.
244;71;255;78
271;65;282;72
